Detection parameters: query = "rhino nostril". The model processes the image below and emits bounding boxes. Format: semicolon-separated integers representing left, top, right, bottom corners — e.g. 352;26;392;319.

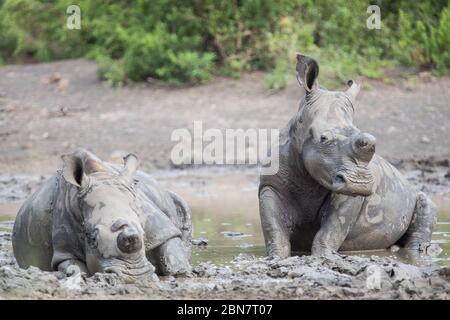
117;229;142;254
356;133;376;149
331;174;347;192
335;174;346;185
357;139;368;147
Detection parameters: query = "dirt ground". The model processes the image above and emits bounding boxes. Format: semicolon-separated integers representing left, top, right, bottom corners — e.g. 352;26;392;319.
1;59;449;175
0;59;450;300
0;223;449;300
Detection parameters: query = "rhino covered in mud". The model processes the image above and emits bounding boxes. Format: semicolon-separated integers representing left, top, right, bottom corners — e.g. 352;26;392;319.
12;149;192;281
259;54;437;258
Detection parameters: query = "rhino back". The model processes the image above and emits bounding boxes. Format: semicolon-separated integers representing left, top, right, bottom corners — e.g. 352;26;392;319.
106;163;178;217
134;170;184;226
12;175;57;270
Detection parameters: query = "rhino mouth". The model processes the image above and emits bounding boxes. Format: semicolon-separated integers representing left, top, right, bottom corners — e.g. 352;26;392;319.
102;256;155;280
331;167;374;196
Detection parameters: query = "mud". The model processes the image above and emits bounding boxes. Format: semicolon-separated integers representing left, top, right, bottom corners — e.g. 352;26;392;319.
0;175;46;203
0;160;449;299
0;227;449;299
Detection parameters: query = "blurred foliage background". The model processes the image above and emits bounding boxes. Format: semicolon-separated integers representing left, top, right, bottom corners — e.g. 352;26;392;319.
0;0;448;88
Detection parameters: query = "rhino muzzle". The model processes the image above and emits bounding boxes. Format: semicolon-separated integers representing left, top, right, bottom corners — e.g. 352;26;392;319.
331;166;375;196
102;256;155;281
117;227;143;254
352;132;376;163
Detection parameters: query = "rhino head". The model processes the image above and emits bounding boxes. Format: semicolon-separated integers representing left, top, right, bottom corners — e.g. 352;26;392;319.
62;151;154;280
291;54;375;196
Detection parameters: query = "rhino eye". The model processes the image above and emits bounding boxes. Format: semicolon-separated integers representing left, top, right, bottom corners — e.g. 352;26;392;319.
320;132;333;144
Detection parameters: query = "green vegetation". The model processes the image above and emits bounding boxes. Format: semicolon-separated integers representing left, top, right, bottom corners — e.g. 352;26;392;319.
0;0;448;88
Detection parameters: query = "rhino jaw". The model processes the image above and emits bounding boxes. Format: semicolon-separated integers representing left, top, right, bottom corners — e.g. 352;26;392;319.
330;170;375;196
103;261;155;281
87;253;155;282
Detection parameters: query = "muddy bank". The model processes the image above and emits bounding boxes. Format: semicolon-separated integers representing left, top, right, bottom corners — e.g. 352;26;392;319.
0;223;449;299
1;59;450;176
0;175;46;203
1;158;449;204
0;159;449;299
397;158;450;201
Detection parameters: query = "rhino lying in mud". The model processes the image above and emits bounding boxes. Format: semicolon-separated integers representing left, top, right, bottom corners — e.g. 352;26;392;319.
259;54;437;258
13;149;192;281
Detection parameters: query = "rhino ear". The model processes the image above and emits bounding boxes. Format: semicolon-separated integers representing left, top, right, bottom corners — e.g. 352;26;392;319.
345;79;360;101
296;54;319;92
61;153;89;189
121;153;139;183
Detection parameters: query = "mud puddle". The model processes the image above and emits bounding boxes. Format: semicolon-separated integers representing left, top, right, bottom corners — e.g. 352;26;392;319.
1;164;450;267
158;167;450;267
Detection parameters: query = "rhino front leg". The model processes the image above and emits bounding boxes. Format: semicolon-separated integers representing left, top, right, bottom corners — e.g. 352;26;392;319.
259;186;291;258
57;259;88;276
397;192;437;251
150;237;191;276
312;194;364;256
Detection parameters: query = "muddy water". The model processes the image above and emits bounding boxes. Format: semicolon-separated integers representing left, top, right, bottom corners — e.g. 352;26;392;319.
155;168;450;267
1;168;449;267
155;169;266;266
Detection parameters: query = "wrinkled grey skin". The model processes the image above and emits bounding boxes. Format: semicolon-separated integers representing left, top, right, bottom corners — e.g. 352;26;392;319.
259;54;437;258
13;149;192;281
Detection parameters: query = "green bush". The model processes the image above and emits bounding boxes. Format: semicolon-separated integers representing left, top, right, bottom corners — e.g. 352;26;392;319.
0;0;448;86
96;56;126;87
391;1;450;73
264;16;316;89
430;4;450;75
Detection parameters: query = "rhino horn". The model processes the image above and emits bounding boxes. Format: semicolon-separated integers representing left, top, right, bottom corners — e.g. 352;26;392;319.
121;153;139;183
352;132;376;163
345;79;360;102
296;54;319;92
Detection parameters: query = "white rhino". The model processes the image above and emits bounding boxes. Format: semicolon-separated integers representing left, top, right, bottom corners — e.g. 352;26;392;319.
13;149;192;281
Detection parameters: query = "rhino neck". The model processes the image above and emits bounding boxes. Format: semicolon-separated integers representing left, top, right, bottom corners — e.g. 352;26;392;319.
285;141;330;208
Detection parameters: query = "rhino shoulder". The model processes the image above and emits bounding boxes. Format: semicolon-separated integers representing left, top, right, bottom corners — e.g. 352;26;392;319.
167;190;192;245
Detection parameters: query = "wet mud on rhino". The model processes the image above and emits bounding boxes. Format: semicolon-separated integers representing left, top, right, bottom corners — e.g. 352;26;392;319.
259;54;437;258
12;149;193;281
